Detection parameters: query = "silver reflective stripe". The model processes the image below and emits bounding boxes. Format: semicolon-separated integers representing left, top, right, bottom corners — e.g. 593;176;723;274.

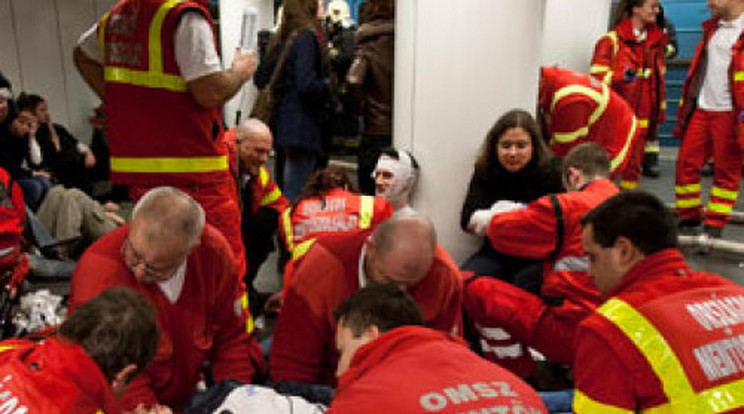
476;324;511;340
553;256;589;272
0;247;14;258
480;341;524;358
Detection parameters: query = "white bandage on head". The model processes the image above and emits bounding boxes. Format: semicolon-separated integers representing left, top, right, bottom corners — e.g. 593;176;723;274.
0;88;11;99
373;150;416;205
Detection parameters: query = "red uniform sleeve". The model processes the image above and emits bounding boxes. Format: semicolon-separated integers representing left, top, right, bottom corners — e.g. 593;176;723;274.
270;247;340;385
549;98;596;156
487;196;558;260
420;251;463;336
590;35;623;87
68;249;123;313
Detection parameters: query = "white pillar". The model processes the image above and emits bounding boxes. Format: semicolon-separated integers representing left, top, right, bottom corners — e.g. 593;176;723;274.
396;0;547;262
541;0;613;72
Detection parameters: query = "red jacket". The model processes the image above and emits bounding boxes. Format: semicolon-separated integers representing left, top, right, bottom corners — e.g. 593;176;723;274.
488;179;617;317
540;67;639;177
69;224;264;412
270;229;463;386
590;18;667;133
574;249;744;413
0;166;28;287
327;327;547;414
0;337;116;413
101;0;228;186
675;17;744;147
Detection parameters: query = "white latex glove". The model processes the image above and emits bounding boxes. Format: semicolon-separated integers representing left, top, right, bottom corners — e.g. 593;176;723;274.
468;209;495;236
490;200;526;215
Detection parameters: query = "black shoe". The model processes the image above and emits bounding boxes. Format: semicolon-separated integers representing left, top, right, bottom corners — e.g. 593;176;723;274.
642;165;661;178
704;226;723;239
642;153;661;178
678;219;702;235
701;163;714;177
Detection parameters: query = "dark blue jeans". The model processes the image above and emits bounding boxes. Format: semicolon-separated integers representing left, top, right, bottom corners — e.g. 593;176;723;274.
17;176;51;211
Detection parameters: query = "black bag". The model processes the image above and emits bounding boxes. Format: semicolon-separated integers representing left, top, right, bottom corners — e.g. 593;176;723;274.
250;31;299;124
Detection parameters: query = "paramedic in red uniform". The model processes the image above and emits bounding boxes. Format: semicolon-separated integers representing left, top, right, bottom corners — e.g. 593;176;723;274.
673;0;744;238
465;143;617;378
69;187;264;413
575;190;744;413
590;0;667;190
0;288;160;414
73;0;257;277
538;66;639;179
327;284;547;414
270;214;462;388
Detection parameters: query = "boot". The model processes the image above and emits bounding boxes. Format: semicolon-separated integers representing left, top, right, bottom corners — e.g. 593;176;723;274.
642;152;660;178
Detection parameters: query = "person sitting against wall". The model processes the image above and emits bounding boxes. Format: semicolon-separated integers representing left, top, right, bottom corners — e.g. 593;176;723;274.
0;101;51;211
373;147;419;215
460;109;563;281
16;93;96;195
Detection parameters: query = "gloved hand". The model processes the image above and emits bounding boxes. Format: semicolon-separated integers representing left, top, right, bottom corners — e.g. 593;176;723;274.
490;200;526;215
468;209;496;236
624;67;637;83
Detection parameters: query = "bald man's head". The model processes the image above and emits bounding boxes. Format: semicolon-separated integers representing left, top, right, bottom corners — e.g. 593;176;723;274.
237;118;272;174
364;215;437;290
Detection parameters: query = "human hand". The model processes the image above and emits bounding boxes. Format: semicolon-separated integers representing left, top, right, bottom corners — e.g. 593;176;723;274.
231;48;258;82
32;170;51;179
490;200;525;215
84;151;96;168
468;209;495;236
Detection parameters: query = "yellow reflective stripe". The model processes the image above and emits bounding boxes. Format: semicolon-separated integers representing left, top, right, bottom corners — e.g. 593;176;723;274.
359;196;374;229
679;98;684;107
610;117;637;173
104;67;187;92
661;100;667;111
601;298;744;413
260;187;282;207
0;345;20;353
607;31;619;57
241;292;253;334
734;71;744;82
706;201;734;215
711;186;739;201
675;184;701;195
111;156;227;173
645;142;660;153
98;11;110;58
281;208;294;252
638;118;649;129
619;180;638;190
676;198;702;208
259;166;269;187
589;65;611;74
637;68;653;78
150;0;185;73
574;390;633;414
292;239;315;260
551;83;610;143
599;299;695;402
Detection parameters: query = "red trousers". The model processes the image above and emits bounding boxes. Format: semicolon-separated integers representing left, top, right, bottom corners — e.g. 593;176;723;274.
128;178;246;283
619;127;648;190
675;109;742;229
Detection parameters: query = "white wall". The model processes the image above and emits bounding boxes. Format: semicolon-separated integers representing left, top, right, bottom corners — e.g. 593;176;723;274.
541;0;613;71
220;0;275;127
397;0;548;262
0;0;117;144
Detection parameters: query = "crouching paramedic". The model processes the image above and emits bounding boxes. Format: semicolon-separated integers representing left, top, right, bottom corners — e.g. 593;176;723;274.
0;287;160;413
574;191;744;413
464;143;617;377
327;283;547;414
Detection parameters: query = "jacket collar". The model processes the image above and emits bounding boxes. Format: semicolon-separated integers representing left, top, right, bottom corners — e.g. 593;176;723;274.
616;17;667;46
606;248;691;298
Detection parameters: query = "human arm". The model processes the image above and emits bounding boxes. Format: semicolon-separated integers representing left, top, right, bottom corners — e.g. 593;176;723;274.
589;34;630;87
487;195;558;260
460;172;495;232
187;48;257;109
74;45;105;100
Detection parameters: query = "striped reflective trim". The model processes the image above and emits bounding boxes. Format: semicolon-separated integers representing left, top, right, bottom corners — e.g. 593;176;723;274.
97;11;110;58
661;100;667;111
735;71;744;82
551;83;610;143
645;142;660;153
620;180;638;190
260;187;282;207
706;201;734;215
259;166;269;187
110;156;228;173
475;324;511;341
359;195;374;228
607;31;619;57
553;256;589;273
675;184;701;195
679;98;684;107
637;68;653;78
241;292;254;334
281;208;294;253
676;198;702;208
711;186;739;201
638;118;650;129
480;341;523;359
589;65;611;74
0;345;20;353
292;239;315;260
102;0;188;91
610;117;637;173
599;298;744;413
574;389;633;414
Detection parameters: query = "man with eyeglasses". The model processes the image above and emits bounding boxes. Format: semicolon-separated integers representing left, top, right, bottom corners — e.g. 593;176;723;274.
69;187;265;413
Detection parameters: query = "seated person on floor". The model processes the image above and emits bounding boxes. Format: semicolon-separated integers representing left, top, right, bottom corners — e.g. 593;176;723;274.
327;283;547;414
372;147;419;215
0;287;161;413
460;108;563;281
464;143;618;378
69;187;265;413
270;214;462;389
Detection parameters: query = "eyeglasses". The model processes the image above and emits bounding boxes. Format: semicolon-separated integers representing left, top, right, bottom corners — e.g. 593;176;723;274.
120;237;182;280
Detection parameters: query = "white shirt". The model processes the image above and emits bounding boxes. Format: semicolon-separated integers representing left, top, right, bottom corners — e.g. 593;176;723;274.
698;12;744;111
158;260;187;303
77;11;222;82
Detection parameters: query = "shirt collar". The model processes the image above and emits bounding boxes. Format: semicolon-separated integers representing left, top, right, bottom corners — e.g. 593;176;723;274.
719;12;744;28
158;260;187;303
